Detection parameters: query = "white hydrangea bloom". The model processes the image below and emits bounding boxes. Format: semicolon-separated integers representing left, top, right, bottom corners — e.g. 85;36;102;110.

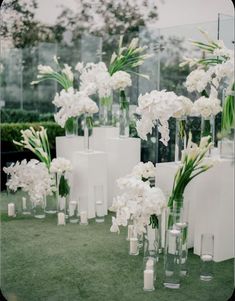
77;61;112;98
185;69;212;93
192;87;222;118
53;87;98;128
50;157;72;174
110;163;166;235
110;71;132;90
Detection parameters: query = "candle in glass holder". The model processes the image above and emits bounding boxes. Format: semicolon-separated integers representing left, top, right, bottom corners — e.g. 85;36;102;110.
129;237;139;255
80;211;88;225
58;212;66;225
22;197;26;210
127;225;134;240
143;269;154;291
8;203;15;217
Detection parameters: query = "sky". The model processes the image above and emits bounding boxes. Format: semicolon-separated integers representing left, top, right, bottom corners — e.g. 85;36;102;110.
34;0;234;28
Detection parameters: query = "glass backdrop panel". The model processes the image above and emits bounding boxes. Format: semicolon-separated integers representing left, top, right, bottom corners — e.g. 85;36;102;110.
1;14;234;162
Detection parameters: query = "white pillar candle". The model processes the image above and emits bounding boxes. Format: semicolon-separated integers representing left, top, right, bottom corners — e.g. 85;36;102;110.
168;229;180;255
8;203;15;217
69;201;77;216
144;269;154;291
22;197;26;210
58;212;66;225
95;201;103;217
201;254;213;262
127;225;134;240
59;197;66;211
146;258;154;270
129;238;138;255
80;211;88;224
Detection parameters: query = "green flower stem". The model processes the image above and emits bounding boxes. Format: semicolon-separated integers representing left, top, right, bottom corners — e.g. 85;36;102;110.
119;90;129;110
58;174;70;197
222;82;235;133
100;96;112;107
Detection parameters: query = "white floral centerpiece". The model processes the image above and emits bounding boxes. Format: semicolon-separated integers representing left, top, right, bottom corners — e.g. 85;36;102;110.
13;126;72;204
136;90;194;146
32;56;98;136
4;159;54;204
50;158;72;198
110;162;166;235
181;29;234;134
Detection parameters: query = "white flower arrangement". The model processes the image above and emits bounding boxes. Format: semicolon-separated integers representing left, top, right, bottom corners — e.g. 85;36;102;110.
13;126;51;168
31;56;74;90
192;92;222;118
131;161;156;180
136;90;185;145
50;158;72;174
53;87;98;128
76;62;112;98
110;71;132;91
110;162;166;235
3;159;54;203
173;96;194;119
181;29;234;132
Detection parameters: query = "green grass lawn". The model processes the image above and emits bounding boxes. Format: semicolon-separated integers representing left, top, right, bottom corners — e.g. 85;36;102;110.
0;191;234;301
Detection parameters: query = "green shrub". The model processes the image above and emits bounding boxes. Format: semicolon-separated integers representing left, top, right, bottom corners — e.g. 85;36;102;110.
1;109;39;123
1;122;65;150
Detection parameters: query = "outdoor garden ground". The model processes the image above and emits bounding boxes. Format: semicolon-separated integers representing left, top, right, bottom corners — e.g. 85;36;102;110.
0;191;234;301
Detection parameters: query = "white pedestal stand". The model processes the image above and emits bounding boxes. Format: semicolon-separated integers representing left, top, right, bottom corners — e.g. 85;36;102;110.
92;127;119;151
71;151;108;219
106;137;141;208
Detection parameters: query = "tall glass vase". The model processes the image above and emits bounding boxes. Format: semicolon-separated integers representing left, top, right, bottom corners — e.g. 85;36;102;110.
83;113;93;152
32;196;46;219
220;87;234;159
57;173;70;217
166;196;189;278
65;117;78;137
143;219;161;267
201;115;215;156
119;90;129;138
163;228;181;289
99;94;113;126
175;116;187;162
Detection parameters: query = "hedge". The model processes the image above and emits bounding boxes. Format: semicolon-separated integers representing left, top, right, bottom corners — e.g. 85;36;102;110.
1;109;54;123
1;122;65;151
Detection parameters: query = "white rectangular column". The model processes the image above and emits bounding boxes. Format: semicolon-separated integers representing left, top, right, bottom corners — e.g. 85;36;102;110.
193;159;234;262
71;151;108;219
92;127;119;152
106;137;141;208
56;136;86;160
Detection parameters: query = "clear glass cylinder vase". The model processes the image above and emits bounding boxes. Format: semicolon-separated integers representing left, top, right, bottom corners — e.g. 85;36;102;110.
163;228;181;289
22;195;32;215
143;216;162;266
32;196;46;219
119;90;130;138
57;173;70;217
220;87;234;159
65;117;78;137
201;115;215;156
94;185;105;223
99;94;113;126
166;196;189;277
175;116;187;162
83;113;93;152
200;233;214;281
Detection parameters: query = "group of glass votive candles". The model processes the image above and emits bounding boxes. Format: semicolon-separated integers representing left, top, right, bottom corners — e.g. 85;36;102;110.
126;223;215;291
7;185;106;226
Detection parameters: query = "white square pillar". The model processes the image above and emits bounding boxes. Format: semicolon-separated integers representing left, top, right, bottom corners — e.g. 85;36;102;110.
106;137;141;208
92;127;119;151
71;151;108;219
56;136;87;160
193;159;234;262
